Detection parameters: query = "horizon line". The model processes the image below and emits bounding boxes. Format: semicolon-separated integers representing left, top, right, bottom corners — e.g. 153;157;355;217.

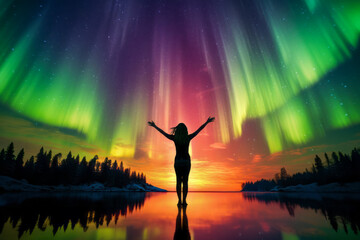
162;191;242;193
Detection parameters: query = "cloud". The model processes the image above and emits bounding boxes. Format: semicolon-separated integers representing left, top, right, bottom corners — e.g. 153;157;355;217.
252;154;263;163
134;147;148;159
210;142;227;149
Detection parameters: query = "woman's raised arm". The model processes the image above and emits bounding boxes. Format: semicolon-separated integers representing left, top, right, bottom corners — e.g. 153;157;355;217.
189;117;215;140
148;121;174;140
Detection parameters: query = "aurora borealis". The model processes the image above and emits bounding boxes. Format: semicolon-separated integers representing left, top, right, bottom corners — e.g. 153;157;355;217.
1;0;360;191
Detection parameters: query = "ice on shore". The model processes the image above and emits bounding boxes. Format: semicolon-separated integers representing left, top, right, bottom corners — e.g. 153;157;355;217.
270;182;360;193
0;175;167;192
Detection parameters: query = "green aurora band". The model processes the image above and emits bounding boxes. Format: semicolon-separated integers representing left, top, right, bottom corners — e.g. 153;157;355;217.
0;0;359;158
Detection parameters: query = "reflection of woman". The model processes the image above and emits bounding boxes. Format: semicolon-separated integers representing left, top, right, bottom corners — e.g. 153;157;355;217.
174;205;191;240
148;117;215;205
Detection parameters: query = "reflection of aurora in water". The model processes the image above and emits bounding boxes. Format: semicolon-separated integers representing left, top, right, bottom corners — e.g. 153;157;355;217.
0;192;359;239
243;192;360;235
0;0;360;190
0;192;148;238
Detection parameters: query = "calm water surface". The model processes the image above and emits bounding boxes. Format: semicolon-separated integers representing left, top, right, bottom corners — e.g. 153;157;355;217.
0;192;359;240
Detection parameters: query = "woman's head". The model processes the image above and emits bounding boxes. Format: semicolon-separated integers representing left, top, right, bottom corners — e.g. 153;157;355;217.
171;123;189;144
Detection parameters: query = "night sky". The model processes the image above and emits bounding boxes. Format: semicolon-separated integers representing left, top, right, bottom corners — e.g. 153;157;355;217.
0;0;360;190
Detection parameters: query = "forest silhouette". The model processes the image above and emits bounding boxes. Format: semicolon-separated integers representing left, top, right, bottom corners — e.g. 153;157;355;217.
243;192;360;235
0;192;148;238
242;147;360;191
0;142;146;188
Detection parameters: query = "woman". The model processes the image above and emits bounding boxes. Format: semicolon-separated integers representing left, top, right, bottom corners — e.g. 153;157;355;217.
148;117;215;205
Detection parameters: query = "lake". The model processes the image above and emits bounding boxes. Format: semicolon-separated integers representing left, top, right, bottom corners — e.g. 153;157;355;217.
0;192;359;239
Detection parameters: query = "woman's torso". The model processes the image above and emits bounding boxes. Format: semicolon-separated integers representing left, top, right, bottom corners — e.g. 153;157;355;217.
174;138;191;167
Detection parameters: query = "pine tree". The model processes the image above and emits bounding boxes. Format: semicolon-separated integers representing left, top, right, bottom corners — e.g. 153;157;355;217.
34;147;51;184
64;151;74;184
24;156;35;181
119;161;124;172
50;153;61;184
14;148;24;179
112;160;118;171
88;155;98;182
311;164;316;174
46;150;52;166
73;154;80;184
314;155;324;172
95;161;100;173
51;153;61;169
75;154;80;167
351;148;360;181
324;153;330;167
79;156;87;184
332;152;339;164
0;149;5;175
5;142;16;177
280;167;288;180
274;173;280;184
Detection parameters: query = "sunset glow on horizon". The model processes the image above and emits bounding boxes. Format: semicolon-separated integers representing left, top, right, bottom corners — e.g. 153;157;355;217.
1;0;360;191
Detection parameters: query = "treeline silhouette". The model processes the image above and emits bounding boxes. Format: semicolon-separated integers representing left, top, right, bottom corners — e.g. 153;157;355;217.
0;192;148;238
243;193;360;234
242;147;360;191
0;142;146;188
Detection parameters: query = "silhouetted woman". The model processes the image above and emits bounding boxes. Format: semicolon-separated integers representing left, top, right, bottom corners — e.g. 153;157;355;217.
148;117;215;205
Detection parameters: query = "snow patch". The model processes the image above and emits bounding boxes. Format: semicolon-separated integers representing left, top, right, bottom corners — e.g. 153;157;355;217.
0;175;167;192
270;182;360;193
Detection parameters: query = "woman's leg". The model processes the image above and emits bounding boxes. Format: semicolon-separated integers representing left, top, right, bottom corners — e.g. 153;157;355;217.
183;169;190;205
176;172;182;205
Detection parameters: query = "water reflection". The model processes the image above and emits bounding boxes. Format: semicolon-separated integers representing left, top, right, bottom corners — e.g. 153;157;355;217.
0;192;148;238
174;205;190;240
0;192;360;239
243;192;360;235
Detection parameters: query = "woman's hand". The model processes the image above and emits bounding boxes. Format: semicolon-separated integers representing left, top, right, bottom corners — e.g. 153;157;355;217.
148;121;156;127
206;116;215;124
147;121;173;140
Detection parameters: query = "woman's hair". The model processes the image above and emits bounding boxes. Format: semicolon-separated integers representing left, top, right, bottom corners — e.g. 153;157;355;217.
171;123;189;144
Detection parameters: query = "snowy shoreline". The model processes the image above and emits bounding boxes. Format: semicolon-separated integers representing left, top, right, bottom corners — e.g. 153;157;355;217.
270;182;360;193
0;175;167;192
241;182;360;193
